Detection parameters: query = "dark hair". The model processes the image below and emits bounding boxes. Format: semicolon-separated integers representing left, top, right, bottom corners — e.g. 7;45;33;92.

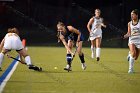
57;21;65;27
132;9;139;15
8;27;19;35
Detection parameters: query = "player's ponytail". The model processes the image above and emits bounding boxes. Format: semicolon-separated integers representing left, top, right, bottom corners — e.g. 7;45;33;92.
132;9;139;16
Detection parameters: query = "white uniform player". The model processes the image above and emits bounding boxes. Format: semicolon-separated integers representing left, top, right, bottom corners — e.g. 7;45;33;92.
90;17;103;40
129;20;140;48
124;9;140;73
87;9;106;61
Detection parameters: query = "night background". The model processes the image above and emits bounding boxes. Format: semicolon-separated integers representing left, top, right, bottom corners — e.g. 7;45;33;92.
0;0;140;47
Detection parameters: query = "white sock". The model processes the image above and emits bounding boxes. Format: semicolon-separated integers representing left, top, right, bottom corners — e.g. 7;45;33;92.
0;53;4;68
96;48;101;58
66;64;70;68
91;46;94;58
129;55;134;71
91;46;94;53
25;56;32;66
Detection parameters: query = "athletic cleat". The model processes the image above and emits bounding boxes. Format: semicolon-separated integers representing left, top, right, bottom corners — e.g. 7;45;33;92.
96;57;100;61
64;65;72;72
37;67;42;71
0;67;2;71
81;63;86;70
29;65;42;71
64;67;72;72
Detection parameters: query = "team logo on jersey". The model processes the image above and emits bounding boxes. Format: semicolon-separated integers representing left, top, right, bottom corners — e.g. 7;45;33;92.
132;27;140;33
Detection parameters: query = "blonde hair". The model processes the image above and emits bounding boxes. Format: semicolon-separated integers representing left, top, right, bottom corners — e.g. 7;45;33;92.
95;9;101;13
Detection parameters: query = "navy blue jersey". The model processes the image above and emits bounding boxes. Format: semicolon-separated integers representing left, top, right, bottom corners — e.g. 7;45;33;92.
64;27;84;41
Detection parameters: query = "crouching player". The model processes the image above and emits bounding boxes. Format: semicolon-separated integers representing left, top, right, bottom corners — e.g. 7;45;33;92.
57;22;86;71
0;27;42;71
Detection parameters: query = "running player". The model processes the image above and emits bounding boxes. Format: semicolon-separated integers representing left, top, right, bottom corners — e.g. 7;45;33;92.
57;22;86;71
124;9;140;73
0;27;41;71
87;9;106;61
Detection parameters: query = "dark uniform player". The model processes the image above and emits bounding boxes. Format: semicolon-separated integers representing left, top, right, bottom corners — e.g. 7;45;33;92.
57;22;86;71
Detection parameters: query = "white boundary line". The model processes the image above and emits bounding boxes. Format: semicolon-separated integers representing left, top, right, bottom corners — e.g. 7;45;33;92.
0;60;19;93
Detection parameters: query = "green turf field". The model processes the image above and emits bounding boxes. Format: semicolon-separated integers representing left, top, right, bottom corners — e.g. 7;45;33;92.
0;47;140;93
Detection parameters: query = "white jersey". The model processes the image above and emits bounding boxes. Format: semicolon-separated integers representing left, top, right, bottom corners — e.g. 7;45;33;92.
4;33;23;50
90;17;103;40
129;19;140;48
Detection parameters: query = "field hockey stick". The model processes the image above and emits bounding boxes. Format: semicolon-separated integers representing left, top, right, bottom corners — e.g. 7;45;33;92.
124;33;140;39
107;33;140;41
107;24;126;34
71;45;78;61
87;28;96;41
6;54;42;71
106;36;124;41
87;32;92;41
6;54;27;65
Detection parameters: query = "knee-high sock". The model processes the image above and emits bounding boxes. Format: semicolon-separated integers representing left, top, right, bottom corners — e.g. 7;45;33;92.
66;54;72;66
91;46;94;53
25;56;32;66
0;53;4;68
79;53;85;63
129;55;134;71
96;48;101;58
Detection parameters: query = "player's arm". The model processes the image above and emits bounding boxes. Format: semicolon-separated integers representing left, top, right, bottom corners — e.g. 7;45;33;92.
67;26;81;42
0;38;5;51
87;17;94;33
124;22;131;39
101;18;106;28
59;34;73;54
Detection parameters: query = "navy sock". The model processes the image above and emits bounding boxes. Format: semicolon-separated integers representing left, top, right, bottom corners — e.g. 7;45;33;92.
79;53;85;63
66;54;72;66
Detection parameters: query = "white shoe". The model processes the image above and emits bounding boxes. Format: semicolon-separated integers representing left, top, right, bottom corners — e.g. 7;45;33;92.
64;65;72;72
82;63;86;70
91;53;94;59
128;69;134;74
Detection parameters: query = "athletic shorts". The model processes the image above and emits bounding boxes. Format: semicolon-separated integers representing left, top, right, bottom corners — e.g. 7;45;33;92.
89;29;102;41
4;36;23;51
128;35;140;48
68;31;84;42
